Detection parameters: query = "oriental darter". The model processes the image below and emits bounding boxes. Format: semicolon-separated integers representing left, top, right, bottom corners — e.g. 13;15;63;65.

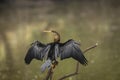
24;30;88;72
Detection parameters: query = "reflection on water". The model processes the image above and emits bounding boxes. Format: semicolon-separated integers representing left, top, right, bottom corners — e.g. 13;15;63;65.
0;0;120;80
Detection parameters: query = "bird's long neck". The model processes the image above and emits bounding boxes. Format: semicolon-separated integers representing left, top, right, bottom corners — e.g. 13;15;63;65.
54;38;60;43
52;31;60;43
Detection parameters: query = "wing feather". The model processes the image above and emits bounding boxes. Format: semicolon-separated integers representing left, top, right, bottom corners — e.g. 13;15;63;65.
24;41;51;64
60;39;88;65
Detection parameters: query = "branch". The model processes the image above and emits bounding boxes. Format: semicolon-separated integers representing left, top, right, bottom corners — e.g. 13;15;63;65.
58;43;98;80
44;68;53;80
83;43;98;53
44;61;58;80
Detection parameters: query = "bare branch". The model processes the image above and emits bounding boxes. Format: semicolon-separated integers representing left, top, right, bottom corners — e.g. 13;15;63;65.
44;68;53;80
83;42;98;53
44;61;58;80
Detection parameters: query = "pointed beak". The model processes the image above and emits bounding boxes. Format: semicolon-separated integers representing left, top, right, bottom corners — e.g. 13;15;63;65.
43;30;52;33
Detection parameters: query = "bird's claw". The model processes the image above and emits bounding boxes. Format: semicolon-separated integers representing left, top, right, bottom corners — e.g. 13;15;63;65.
51;61;58;69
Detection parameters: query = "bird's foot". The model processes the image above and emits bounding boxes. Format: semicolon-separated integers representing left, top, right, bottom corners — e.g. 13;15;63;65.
51;61;58;69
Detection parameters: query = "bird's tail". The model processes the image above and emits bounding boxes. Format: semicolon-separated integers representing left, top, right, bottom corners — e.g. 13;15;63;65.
40;59;51;73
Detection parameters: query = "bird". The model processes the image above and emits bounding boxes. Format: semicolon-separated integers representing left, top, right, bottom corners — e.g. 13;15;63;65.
24;30;88;72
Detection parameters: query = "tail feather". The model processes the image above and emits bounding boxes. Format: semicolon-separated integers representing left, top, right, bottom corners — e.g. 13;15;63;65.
40;59;51;73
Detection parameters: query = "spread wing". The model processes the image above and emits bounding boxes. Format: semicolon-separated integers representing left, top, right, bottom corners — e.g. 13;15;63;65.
60;39;88;65
24;41;51;64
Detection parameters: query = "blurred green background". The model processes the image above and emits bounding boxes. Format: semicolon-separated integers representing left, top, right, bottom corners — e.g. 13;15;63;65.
0;0;120;80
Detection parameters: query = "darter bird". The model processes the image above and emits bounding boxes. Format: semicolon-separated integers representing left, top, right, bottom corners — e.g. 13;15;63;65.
24;30;88;72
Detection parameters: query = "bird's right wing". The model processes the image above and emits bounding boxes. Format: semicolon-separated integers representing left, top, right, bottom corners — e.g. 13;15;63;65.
59;39;88;65
24;41;51;64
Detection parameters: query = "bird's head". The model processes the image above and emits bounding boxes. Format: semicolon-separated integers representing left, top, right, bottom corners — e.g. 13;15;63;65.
43;30;60;42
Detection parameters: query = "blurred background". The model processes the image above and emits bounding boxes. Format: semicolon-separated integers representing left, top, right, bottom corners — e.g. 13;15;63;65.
0;0;120;80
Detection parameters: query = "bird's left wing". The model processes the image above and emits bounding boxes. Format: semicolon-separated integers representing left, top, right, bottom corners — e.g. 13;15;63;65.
24;41;51;64
59;39;88;65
